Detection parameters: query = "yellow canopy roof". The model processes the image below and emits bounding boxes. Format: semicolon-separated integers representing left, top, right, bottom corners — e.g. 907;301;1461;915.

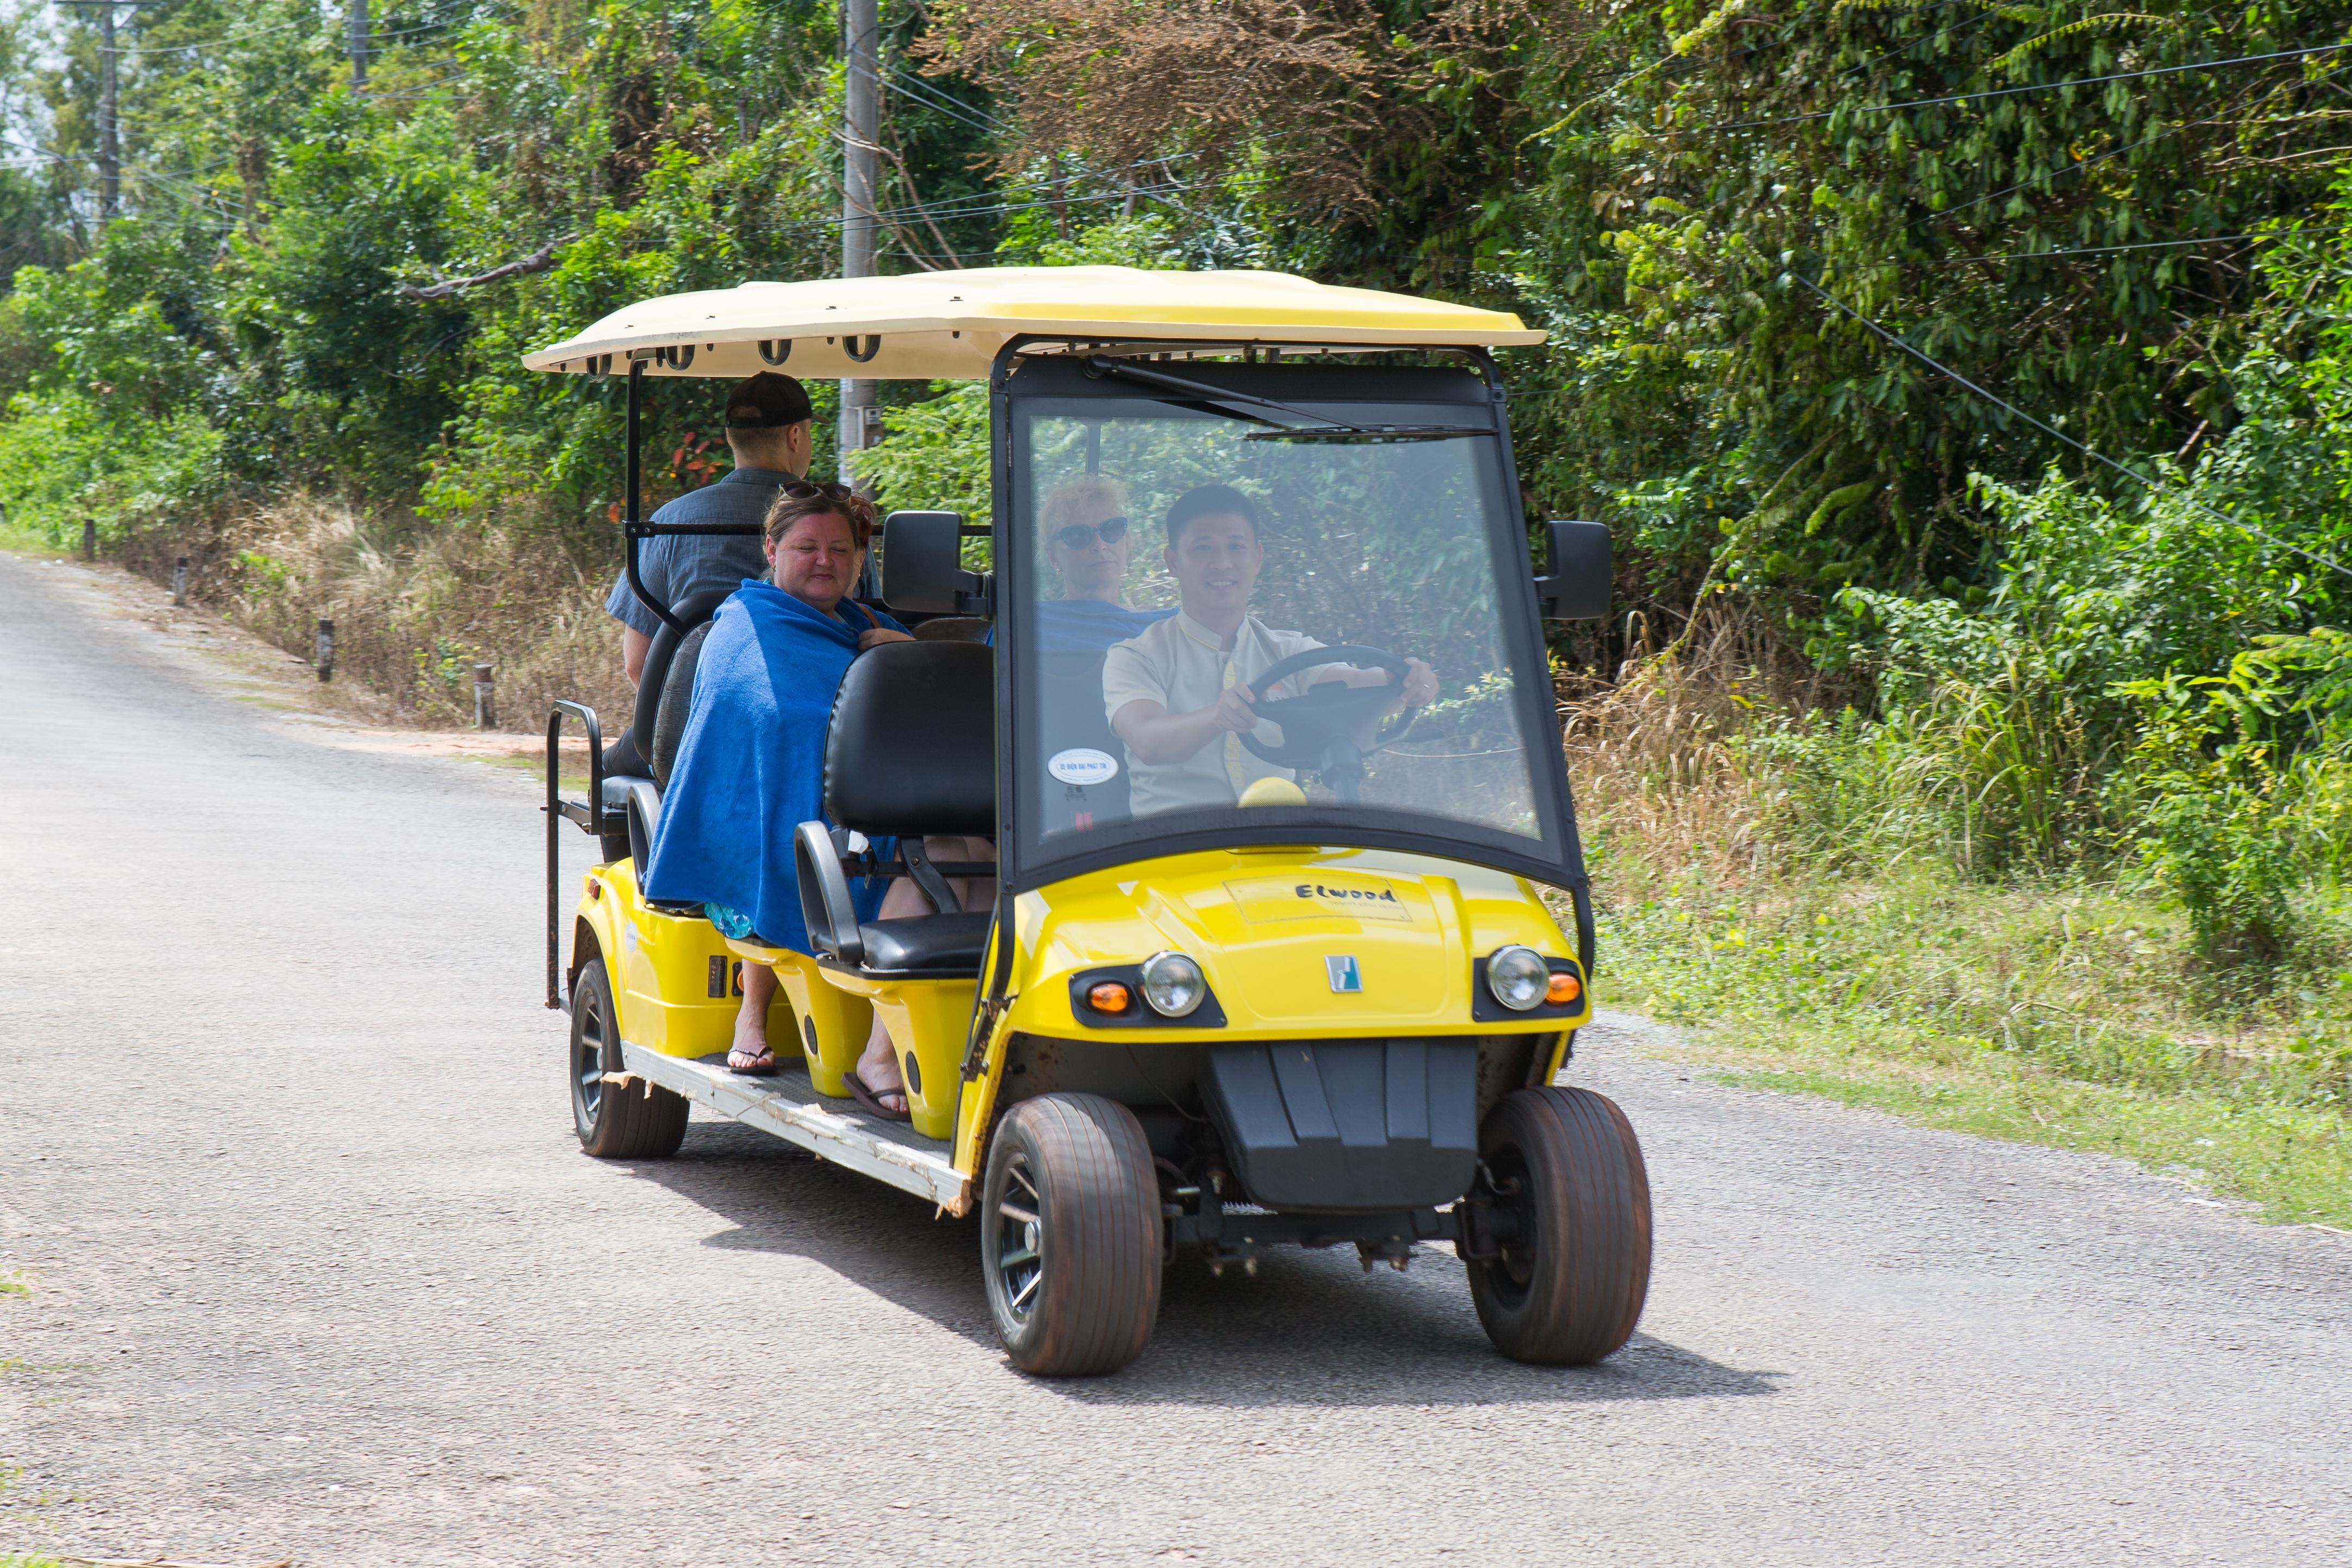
521;265;1545;382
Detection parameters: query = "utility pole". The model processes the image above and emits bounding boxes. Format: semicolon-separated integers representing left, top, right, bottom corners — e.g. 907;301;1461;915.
95;0;115;219
838;0;878;492
59;1;157;226
348;0;368;92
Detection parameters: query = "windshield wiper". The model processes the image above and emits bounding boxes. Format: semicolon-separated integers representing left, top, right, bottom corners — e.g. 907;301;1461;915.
1240;423;1489;443
1080;355;1492;443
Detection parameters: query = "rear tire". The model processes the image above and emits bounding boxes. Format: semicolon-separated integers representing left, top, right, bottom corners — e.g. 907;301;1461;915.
570;959;689;1159
981;1094;1162;1376
1465;1086;1650;1364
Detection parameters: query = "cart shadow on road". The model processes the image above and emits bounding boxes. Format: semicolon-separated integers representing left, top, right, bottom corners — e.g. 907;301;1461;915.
626;1121;1781;1409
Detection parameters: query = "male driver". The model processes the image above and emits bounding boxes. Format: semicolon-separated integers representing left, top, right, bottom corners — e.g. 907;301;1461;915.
603;370;817;689
1102;483;1436;816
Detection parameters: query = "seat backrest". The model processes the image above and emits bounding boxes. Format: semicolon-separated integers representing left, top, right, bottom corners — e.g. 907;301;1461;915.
910;616;992;643
649;619;714;790
1035;650;1131;831
823;641;995;837
625;586;733;775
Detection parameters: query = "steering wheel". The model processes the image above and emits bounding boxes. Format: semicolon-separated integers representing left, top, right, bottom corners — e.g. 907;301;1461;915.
1236;644;1413;777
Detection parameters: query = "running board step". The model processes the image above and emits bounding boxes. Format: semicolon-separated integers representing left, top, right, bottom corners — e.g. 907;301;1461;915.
619;1040;969;1210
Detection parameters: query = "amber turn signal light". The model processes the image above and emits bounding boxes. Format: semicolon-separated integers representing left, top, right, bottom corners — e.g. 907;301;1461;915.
1546;971;1582;1006
1085;981;1132;1013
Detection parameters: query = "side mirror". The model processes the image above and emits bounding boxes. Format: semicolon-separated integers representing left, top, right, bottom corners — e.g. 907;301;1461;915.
1535;520;1611;621
880;511;991;616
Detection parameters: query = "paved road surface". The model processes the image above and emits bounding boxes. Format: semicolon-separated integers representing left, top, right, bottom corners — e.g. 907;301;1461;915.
4;551;2349;1567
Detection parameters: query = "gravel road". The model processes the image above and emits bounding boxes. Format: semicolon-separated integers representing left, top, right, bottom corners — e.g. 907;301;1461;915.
4;550;2349;1567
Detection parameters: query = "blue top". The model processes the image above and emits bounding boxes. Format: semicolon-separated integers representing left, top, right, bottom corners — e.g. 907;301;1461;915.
1033;598;1175;653
603;468;803;638
642;580;908;954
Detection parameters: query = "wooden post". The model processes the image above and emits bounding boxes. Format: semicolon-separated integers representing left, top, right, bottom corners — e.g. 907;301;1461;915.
81;519;96;559
473;663;495;730
171;555;188;606
316;617;335;682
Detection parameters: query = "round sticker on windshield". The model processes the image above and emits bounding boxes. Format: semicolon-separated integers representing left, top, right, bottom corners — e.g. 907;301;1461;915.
1048;748;1120;786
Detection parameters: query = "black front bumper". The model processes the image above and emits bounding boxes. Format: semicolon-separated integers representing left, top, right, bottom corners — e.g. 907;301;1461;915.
1202;1039;1480;1213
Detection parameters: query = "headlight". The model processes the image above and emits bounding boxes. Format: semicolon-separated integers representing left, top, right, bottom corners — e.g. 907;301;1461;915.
1139;951;1207;1017
1486;945;1550;1011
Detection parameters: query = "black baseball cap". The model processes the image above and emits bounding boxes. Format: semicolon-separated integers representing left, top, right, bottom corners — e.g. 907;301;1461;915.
724;371;814;429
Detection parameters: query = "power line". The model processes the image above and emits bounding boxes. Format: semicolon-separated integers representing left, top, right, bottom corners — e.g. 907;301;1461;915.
786;136;1220;238
112;11;323;57
1931;223;2338;266
772;166;1276;243
868;62;1003;136
1720;41;2349;130
1794;273;2352;582
890;67;1003;127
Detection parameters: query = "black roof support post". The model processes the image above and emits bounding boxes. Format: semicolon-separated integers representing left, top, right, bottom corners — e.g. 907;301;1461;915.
622;356;686;635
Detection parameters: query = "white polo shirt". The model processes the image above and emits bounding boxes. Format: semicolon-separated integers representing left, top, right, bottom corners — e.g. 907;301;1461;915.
1101;610;1329;816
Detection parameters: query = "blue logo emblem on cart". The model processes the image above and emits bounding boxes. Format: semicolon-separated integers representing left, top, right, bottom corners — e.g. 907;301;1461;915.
1326;955;1363;993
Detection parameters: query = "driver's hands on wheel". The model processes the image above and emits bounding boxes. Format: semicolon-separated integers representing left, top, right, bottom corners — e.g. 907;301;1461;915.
1395;657;1437;712
1316;656;1437;715
1210;682;1260;733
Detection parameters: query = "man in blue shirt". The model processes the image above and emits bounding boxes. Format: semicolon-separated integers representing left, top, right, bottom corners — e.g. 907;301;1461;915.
605;370;817;687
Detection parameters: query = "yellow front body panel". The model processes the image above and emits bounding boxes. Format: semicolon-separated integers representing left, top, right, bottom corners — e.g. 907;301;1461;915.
946;847;1586;1176
1001;847;1587;1042
574;846;1587;1187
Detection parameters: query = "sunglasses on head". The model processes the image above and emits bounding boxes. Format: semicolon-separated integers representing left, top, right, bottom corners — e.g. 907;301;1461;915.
781;480;858;502
1053;515;1130;550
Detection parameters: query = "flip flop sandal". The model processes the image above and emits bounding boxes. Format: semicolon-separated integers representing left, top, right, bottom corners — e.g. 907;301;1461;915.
728;1043;778;1076
845;1069;912;1122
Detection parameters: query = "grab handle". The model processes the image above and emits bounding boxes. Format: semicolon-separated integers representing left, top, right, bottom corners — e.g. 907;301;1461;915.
546;700;606;1009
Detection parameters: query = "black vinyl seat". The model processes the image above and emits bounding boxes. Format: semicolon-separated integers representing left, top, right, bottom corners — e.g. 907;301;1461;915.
1037;650;1131;833
606;588;729;868
796;640;996;978
649;620;714;789
855;912;993;973
608;587;732;783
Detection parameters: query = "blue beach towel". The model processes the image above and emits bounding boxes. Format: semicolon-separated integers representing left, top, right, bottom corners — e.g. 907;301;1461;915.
643;579;906;953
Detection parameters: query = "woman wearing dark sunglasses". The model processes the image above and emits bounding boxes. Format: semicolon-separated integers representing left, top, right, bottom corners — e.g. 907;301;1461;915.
1037;475;1174;653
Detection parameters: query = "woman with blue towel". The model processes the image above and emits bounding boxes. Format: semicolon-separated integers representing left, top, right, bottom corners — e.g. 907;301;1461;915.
644;486;991;1114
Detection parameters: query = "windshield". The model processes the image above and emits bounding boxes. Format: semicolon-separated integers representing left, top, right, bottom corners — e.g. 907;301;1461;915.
1003;370;1560;878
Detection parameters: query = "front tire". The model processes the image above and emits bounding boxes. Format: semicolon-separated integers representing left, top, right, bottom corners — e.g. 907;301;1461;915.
1465;1086;1650;1364
570;958;689;1159
981;1094;1162;1376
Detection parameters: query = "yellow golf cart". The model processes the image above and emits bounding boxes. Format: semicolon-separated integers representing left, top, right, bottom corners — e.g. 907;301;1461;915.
531;268;1642;1375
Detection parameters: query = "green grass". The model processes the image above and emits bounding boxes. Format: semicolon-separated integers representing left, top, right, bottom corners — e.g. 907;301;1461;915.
1596;866;2352;1226
0;528;73;559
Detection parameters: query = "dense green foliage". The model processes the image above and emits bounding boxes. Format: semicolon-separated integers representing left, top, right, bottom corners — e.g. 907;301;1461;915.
0;0;2343;1009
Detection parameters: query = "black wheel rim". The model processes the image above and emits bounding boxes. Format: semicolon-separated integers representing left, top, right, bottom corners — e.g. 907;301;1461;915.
991;1152;1045;1325
573;987;607;1125
1481;1147;1537;1306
